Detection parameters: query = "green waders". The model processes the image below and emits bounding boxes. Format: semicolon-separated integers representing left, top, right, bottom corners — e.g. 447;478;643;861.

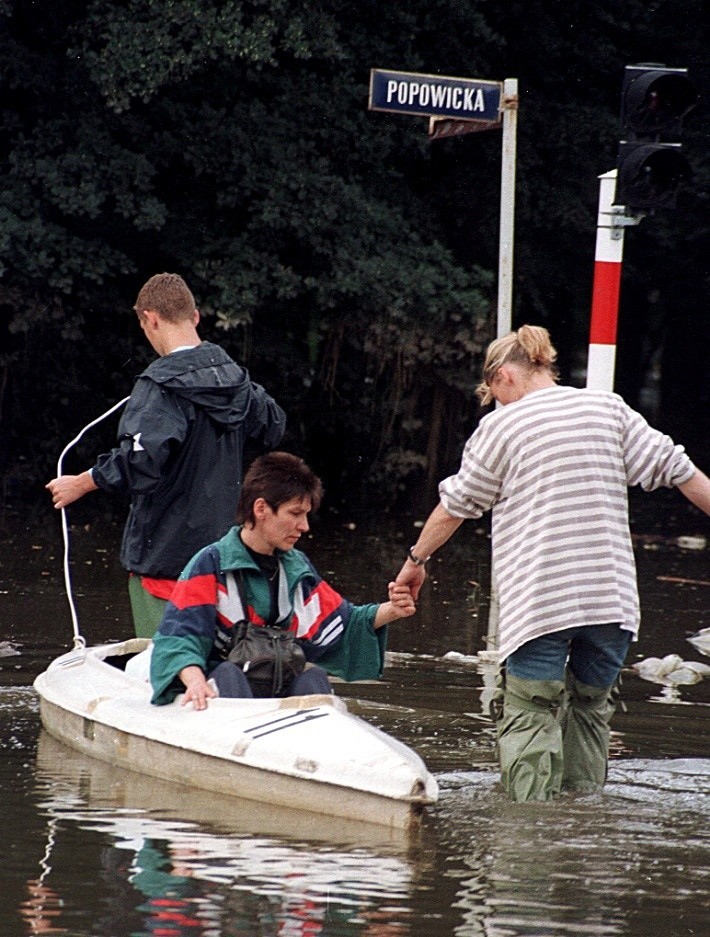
561;672;617;793
494;672;617;802
495;673;566;802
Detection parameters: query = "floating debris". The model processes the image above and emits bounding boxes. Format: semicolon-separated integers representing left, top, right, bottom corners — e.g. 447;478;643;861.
632;653;710;686
657;575;710;586
676;535;707;550
0;641;20;657
631;532;707;551
687;627;710;658
442;649;500;667
443;651;479;664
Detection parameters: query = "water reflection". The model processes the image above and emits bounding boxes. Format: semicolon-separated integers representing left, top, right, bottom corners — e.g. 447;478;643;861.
4;652;710;937
28;733;424;936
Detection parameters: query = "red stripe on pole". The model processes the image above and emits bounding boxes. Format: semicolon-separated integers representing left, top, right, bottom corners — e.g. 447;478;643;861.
589;260;622;345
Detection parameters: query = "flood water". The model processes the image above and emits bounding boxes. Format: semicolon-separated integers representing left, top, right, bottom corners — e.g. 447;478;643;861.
1;488;708;937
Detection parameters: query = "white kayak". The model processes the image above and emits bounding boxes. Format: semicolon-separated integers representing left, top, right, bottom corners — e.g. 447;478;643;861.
34;638;438;831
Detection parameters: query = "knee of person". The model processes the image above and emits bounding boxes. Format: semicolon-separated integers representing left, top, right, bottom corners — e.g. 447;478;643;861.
290;665;332;697
209;661;254;698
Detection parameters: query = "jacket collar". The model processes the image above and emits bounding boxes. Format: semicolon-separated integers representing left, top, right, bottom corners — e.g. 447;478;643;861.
216;526;311;580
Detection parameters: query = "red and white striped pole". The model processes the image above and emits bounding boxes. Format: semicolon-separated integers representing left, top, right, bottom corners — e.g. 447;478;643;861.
586;170;624;391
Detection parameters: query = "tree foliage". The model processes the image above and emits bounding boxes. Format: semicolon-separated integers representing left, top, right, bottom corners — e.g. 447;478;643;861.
1;0;707;511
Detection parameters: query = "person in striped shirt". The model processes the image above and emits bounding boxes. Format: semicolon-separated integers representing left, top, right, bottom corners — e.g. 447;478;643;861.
396;325;710;802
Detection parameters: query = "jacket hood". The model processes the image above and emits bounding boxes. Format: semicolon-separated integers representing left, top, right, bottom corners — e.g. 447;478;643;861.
139;342;255;428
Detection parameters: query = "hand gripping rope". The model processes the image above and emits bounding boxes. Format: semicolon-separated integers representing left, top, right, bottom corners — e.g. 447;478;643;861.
55;397;130;649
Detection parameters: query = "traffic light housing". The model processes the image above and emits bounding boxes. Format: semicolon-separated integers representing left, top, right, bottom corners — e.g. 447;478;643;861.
615;64;698;211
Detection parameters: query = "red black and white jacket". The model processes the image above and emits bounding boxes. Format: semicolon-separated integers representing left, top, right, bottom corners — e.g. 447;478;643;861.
150;526;387;704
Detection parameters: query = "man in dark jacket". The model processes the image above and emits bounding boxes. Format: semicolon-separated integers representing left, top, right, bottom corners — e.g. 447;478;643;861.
47;273;286;636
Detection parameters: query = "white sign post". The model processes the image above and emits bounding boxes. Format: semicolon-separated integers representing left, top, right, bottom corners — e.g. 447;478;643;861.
369;68;518;342
496;78;518;342
369;70;519;660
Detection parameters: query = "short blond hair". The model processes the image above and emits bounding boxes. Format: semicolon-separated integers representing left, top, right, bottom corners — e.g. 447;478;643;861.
134;273;196;324
476;325;559;405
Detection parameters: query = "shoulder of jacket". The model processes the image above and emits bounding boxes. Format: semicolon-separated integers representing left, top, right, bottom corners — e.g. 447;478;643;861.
181;541;222;578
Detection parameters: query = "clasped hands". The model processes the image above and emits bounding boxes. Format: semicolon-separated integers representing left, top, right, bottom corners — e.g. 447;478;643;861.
386;581;417;619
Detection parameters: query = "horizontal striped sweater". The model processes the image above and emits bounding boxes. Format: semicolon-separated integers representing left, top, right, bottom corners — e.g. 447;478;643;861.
438;386;696;661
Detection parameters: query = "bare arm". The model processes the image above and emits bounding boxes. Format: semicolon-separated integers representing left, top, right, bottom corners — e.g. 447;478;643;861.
394;502;464;599
46;471;98;509
678;469;710;515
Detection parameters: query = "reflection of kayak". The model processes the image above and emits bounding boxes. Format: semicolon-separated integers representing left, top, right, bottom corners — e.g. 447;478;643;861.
33;638;438;830
35;731;417;852
33;733;417;928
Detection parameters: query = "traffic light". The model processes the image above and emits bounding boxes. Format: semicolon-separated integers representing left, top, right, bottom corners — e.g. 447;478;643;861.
615;64;698;211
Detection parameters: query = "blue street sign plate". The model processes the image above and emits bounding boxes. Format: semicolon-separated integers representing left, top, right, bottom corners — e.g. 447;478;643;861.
369;68;502;122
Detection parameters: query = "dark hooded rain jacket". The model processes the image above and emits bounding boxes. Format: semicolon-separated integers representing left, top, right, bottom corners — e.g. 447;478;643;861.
92;342;285;579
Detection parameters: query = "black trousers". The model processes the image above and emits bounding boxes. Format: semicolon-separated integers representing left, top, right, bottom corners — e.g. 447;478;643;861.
208;660;332;698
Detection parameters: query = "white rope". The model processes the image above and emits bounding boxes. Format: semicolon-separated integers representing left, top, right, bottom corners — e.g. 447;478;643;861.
37;818;58;885
56;397;130;647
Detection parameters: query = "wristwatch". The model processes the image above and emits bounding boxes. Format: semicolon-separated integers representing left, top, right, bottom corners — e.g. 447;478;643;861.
407;546;429;566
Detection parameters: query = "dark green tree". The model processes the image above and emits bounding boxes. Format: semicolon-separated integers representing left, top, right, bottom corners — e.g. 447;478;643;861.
1;0;707;513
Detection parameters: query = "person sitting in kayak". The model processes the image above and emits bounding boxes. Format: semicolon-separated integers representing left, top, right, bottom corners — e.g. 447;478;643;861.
150;451;415;708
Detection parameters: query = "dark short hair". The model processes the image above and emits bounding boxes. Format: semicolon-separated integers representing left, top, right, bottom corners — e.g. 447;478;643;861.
133;272;196;323
237;452;324;526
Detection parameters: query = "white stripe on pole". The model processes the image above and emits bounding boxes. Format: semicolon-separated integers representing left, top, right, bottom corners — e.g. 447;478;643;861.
587;343;617;391
586;170;624;391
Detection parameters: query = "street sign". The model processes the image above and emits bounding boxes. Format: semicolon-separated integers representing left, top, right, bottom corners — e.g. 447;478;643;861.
369;68;502;123
428;116;501;139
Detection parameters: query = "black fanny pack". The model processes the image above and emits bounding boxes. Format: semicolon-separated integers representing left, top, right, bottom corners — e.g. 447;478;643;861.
227;621;306;697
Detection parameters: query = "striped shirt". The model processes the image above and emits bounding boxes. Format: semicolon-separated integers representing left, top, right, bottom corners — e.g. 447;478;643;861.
438;386;696;661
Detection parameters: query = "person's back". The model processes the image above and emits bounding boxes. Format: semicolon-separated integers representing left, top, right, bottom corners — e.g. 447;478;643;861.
396;323;709;802
95;340;284;580
47;273;286;636
447;382;692;659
